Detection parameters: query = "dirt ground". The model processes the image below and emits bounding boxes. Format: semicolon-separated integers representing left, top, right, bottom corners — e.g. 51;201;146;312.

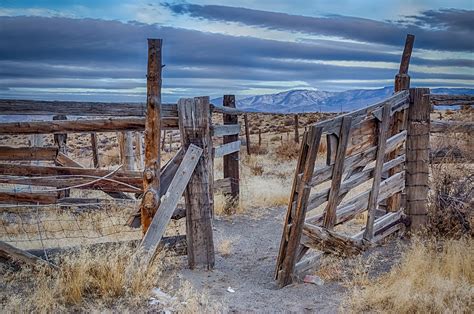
159;205;402;313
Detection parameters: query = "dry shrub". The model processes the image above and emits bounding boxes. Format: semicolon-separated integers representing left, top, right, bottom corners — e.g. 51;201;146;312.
217;239;233;257
2;244;164;312
242;155;264;176
314;255;344;282
429;163;473;237
249;145;268;155
275;141;299;161
346;237;473;313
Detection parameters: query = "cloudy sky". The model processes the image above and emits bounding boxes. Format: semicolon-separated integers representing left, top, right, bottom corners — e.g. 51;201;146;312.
0;0;472;102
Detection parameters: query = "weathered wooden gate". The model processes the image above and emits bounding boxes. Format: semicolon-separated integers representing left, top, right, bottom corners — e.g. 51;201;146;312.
275;86;431;287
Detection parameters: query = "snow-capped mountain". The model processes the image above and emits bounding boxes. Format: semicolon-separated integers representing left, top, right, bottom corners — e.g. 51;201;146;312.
211;87;474;113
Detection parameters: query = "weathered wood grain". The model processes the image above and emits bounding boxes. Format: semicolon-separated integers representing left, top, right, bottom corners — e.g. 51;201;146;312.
213;140;241;158
0;146;58;161
211;124;240;137
139;145;202;266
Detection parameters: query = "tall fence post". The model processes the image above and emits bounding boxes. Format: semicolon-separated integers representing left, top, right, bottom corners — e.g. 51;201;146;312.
387;33;414;212
223;95;240;212
140;38;162;235
244;114;251;155
406;88;430;231
178;96;215;269
294;114;299;143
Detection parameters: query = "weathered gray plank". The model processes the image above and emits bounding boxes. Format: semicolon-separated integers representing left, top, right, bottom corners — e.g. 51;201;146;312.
211;124;240;137
213;140;241;158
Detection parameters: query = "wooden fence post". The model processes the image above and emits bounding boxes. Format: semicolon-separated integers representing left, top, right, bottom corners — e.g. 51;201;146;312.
178;96;215;269
140;38;162;235
387;33;414;213
244;114;251;155
134;131;144;170
90;132;100;168
258;129;262;147
118;131;135;171
223;95;240;212
53;115;69;198
294;114;299;143
406;88;430;231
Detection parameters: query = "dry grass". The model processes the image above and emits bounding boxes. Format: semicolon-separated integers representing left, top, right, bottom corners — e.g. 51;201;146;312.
346;237;473;313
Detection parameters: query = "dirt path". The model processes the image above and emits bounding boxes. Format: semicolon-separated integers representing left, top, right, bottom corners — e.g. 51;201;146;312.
176;206;347;313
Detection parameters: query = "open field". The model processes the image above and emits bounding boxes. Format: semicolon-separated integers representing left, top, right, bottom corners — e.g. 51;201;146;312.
1;106;472;312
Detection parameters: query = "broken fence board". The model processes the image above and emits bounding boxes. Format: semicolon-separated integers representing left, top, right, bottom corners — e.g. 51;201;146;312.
139;144;203;265
213;140;241;158
0;240;57;269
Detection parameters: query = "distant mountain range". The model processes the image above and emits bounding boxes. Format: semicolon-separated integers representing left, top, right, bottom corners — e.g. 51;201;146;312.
211;87;474;113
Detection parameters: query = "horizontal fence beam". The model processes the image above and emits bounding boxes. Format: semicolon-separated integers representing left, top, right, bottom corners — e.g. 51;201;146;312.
211;124;241;137
214;177;232;194
0;190;58;204
0;146;58;161
431;120;474;133
0;117;178;134
213;140;241;158
0;99;178;117
430;94;474;106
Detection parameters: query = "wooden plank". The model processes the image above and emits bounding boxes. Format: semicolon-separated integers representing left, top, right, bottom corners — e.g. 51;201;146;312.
311;91;409;134
0;146;58;161
134;131;144;169
0;163;141;185
0;117;179;135
53;115;70;198
0;241;57;270
139;144;203;265
399;34;415;75
214;177;232;194
179;97;215;270
275;125;322;287
118;131;135;171
326;133;338;165
430;94;474;106
363;102;392;241
222;95;240;213
244;114;251;155
323;116;352;228
0;175;141;193
353;211;404;241
430;120;474;133
211;124;240;137
301;223;364;255
213;140;241;158
55;152;84;168
0;191;58;204
140;38;162;235
406;89;430;230
0;98;178;117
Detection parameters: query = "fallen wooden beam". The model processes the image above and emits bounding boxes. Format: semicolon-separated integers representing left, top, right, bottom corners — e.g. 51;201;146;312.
0;146;58;161
301;223;364;256
0;240;58;269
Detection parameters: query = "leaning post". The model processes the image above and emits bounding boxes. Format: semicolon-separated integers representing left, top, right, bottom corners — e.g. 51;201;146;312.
140;38;162;234
405;88;430;231
178;96;215;269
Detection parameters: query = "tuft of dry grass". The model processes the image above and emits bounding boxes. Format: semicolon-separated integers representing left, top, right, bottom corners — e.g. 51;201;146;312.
1;244;164;312
346;237;473;313
217;239;233;257
275;140;299;161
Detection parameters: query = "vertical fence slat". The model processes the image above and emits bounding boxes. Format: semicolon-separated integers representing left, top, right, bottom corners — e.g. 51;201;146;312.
275;125;322;287
244;113;251;155
294;114;299;143
322;116;352;229
90;132;100;168
363;102;391;240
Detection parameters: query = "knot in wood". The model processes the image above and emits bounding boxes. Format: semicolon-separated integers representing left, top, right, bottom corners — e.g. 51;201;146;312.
143;190;158;213
144;169;154;181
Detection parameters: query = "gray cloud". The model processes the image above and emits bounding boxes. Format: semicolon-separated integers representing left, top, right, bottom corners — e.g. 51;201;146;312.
163;3;474;52
0;16;472;101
